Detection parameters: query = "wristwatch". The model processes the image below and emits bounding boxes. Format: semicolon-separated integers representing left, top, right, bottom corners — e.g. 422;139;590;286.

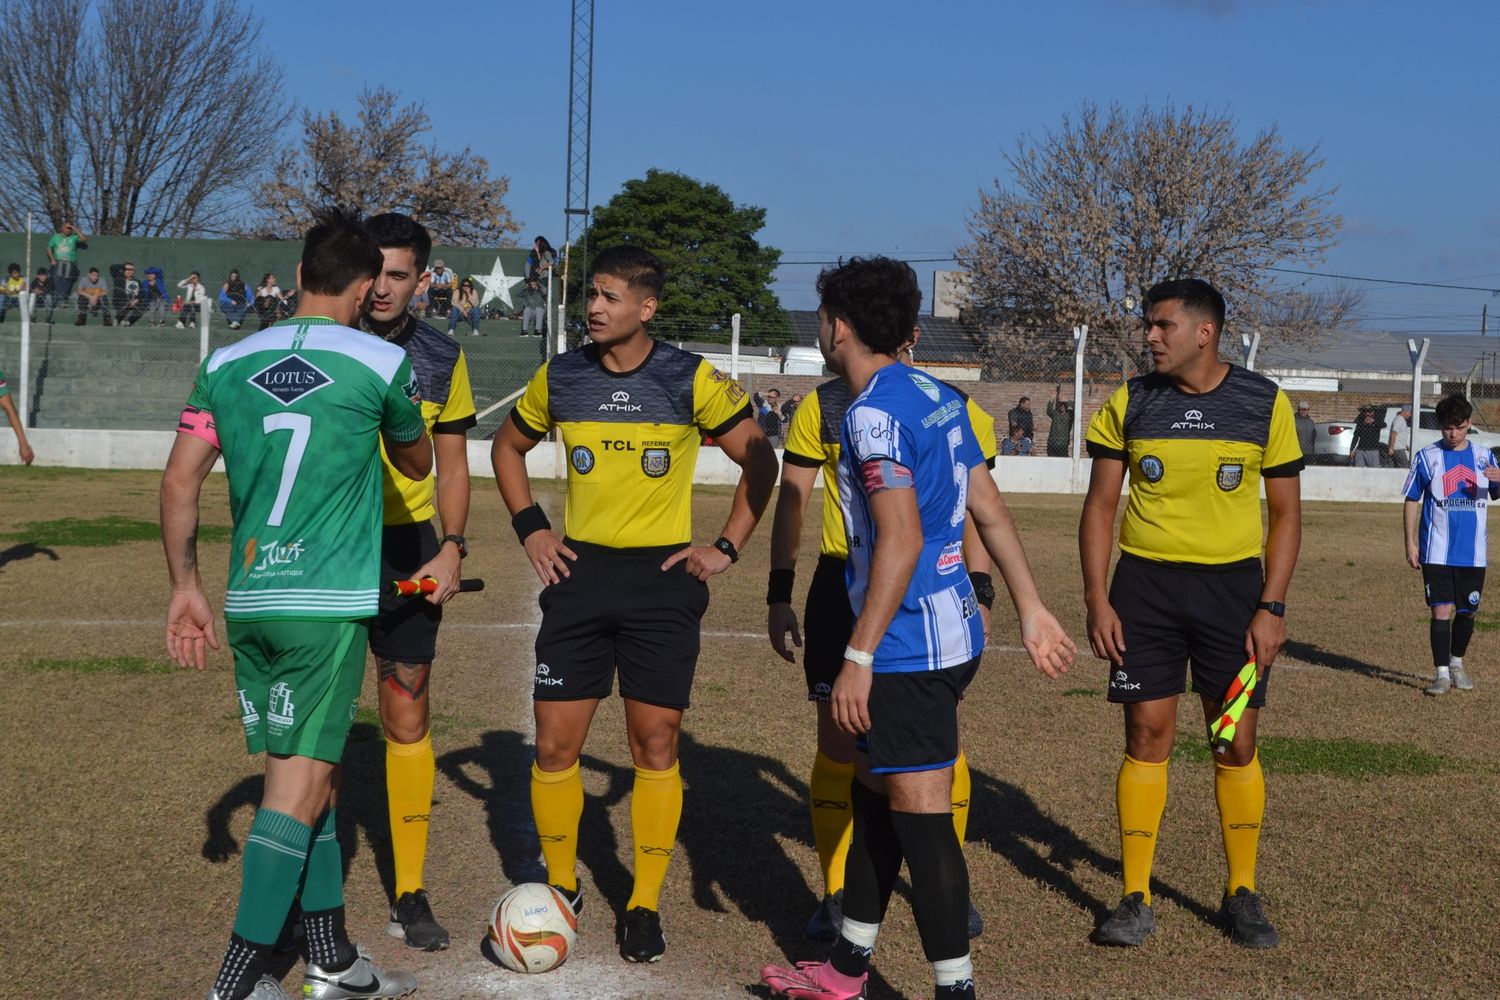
713;536;739;564
441;534;468;558
1256;600;1285;617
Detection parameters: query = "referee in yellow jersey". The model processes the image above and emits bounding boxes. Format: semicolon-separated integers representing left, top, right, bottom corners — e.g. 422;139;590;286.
492;246;778;964
1080;278;1302;949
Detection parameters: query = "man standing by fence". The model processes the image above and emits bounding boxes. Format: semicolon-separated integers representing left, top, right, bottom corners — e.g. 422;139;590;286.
46;220;86;323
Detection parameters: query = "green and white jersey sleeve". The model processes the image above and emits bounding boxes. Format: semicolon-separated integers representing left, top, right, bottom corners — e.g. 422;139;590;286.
187;317;425;621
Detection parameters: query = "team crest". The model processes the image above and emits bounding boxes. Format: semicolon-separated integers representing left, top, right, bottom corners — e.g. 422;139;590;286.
1140;455;1164;483
570;445;595;474
1470;591;1481;606
1217;462;1244;491
707;367;747;403
908;371;941;402
642;447;671;478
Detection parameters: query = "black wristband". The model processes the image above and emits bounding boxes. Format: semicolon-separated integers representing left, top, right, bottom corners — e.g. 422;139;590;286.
969;571;996;610
512;503;551;544
767;568;795;605
713;536;739;564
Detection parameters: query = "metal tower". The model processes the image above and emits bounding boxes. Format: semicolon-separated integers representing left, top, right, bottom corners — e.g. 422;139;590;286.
563;0;594;288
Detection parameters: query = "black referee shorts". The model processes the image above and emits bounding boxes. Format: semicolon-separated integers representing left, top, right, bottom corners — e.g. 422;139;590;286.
534;539;710;709
803;555;855;701
369;522;443;665
1107;553;1267;707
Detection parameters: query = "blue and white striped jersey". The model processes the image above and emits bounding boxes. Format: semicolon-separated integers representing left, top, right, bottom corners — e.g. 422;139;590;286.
1404;440;1500;567
837;363;987;673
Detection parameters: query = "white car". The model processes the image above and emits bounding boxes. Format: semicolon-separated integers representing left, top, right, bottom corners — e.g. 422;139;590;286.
1312;404;1500;465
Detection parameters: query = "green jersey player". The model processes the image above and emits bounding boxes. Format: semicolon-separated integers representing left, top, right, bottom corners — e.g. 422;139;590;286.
160;207;432;1000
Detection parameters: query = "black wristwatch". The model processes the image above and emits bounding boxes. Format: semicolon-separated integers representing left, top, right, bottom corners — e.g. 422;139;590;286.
712;536;739;564
441;534;468;558
1256;600;1285;617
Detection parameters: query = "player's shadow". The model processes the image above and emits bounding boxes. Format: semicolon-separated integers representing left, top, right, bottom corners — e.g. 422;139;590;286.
0;541;59;570
1282;639;1424;690
965;764;1218;928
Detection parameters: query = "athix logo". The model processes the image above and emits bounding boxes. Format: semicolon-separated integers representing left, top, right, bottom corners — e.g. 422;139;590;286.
267;682;295;727
1442;464;1479;498
598;389;642;413
1111;669;1142;691
1172;407;1215;431
535;663;564;687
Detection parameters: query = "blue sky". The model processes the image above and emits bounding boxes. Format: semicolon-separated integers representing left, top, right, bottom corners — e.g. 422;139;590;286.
268;0;1498;334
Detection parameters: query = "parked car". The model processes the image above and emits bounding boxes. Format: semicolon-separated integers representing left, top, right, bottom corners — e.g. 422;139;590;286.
1311;403;1500;465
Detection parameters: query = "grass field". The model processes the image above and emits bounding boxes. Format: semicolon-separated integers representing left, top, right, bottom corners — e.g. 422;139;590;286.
0;469;1494;999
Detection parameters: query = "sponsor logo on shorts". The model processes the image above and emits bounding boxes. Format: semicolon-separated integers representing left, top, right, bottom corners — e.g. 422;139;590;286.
247;354;334;406
535;662;563;687
936;539;964;575
570;445;595;474
267;682;295;728
909;371;941;402
251;538;305;574
237;688;260;727
1140;455;1164;483
1217;462;1244;492
1172;408;1215;431
598;389;642;413
1111;669;1142;691
642;447;671;478
1470;591;1481;606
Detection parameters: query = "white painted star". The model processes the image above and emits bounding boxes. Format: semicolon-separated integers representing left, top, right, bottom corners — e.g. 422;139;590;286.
472;255;524;310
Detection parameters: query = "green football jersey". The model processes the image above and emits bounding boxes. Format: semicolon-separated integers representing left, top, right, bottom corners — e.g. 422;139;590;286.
0;368;10;398
184;317;425;621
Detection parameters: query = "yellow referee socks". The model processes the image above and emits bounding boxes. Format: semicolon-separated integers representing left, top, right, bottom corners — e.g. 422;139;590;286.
625;762;682;912
531;760;584;893
385;733;434;898
1214;750;1265;893
1117;754;1169;904
809;752;855;896
951;748;972;845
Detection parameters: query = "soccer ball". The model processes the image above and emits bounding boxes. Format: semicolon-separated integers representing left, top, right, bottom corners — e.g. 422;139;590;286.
488;882;578;974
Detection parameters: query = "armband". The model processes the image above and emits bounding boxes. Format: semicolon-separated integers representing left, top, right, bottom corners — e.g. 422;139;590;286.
859;458;913;496
176;406;219;449
843;646;875;668
766;568;795;605
968;571;996;610
511;503;551;544
713;536;739;564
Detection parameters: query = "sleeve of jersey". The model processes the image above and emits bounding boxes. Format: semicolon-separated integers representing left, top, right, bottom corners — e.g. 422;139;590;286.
509;362;553;440
848;404;915;496
1262;391;1305;478
1084;383;1129;461
966;399;998;468
1402;458;1427;501
382;357;426;443
433;350;478;434
782;389;825;468
693;360;753;438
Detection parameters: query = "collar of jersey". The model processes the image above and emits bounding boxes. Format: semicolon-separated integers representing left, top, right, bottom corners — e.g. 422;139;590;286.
1152;362;1235;398
272;315;338;327
589;338;658;378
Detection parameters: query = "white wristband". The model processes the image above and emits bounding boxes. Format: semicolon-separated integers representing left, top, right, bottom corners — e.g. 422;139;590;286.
843;645;875;668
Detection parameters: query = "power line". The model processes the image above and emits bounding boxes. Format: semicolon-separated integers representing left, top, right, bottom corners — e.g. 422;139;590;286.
1267;266;1500;294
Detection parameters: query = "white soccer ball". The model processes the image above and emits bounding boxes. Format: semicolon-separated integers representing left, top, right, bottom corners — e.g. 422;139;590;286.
488;882;578;974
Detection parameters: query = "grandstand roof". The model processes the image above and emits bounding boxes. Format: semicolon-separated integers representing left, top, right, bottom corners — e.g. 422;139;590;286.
1259;330;1500;377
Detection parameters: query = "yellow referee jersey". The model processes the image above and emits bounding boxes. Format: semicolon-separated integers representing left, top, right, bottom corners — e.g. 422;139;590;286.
511;340;752;548
377;317;478;525
784;376;999;559
1085;365;1303;565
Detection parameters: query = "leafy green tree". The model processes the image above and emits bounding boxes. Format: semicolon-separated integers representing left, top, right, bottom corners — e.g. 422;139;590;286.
576;169;787;343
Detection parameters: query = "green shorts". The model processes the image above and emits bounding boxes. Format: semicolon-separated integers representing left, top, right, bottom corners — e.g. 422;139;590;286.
229;619;368;763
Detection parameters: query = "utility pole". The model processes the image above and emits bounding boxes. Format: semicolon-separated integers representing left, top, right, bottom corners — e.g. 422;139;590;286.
559;0;594;355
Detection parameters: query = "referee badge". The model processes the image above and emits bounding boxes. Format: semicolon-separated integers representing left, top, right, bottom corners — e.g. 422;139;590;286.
1217;462;1244;491
642;447;671;478
570;445;595;474
1140;455;1164;483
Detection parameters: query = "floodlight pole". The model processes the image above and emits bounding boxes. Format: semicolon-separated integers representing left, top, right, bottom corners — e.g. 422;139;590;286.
1072;324;1088;490
730;314;741;380
1408;337;1429;469
562;0;594;323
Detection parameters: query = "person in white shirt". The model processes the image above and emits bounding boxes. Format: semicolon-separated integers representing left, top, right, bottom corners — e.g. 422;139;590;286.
176;271;206;329
1389;403;1413;468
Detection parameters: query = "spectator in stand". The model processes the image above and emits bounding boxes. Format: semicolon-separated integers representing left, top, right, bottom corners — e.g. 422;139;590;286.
113;262;144;327
410;284;429;318
428;259;454;318
784;392;803;423
220;269;251;329
1008;395;1034;441
527;236;555;282
176;271;206;329
519;277;546;337
254;272;285;329
143;266;170;327
46;221;87;323
1000;423;1033;456
1350;404;1384;467
1;263;24;323
755;387;786;444
448;278;480;336
1294;401;1317;459
1389;403;1413;468
29;268;52;320
74;266;109;325
1046;386;1074;457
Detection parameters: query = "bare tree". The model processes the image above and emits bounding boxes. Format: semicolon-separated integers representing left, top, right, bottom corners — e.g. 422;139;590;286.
957;102;1357;369
249;87;520;246
0;0;284;236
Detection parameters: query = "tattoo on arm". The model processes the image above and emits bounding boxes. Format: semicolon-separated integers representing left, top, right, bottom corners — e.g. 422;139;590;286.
182;528;198;572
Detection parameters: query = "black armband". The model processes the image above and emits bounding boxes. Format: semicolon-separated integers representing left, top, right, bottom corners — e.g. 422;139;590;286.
512;503;551;544
969;571;996;610
767;568;795;605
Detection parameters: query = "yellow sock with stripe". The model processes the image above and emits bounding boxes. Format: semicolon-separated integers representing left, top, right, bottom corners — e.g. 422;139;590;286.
1116;754;1168;905
386;732;434;897
531;760;584;892
625;762;682;911
951;748;972;845
1214;750;1265;893
809;752;855;895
